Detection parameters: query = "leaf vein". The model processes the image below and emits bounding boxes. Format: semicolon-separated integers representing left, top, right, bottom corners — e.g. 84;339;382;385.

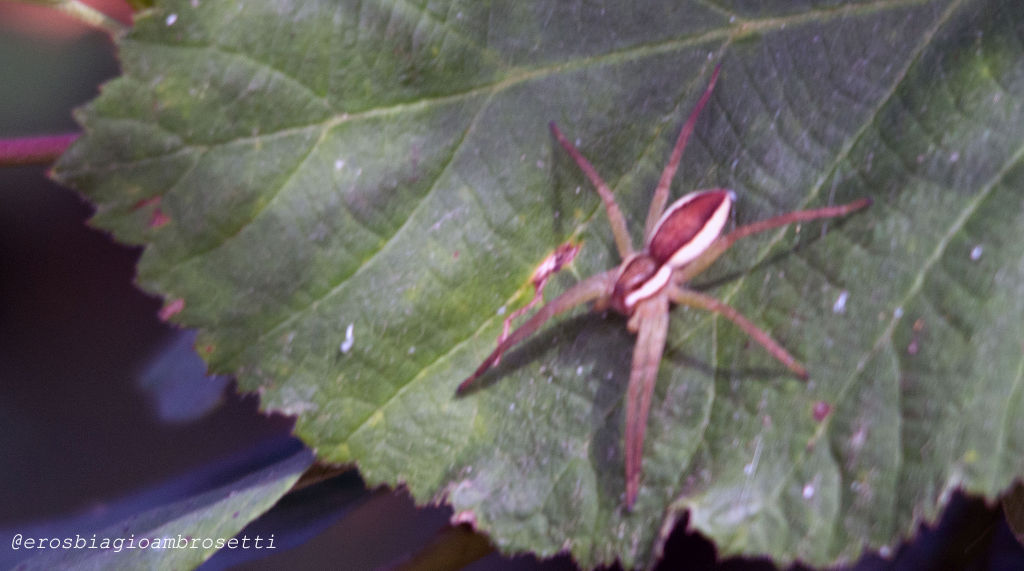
124;37;333;112
739;0;964;515
243;97;492;428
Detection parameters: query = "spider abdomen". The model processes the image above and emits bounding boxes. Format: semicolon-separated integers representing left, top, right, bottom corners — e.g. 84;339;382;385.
648;189;733;267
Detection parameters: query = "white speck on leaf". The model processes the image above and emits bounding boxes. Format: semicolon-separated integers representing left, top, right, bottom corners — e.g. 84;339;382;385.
894;306;904;319
576;366;583;376
334;159;345;171
496;305;507;316
970;245;983;260
166;13;178;25
429;209;460;232
802;483;815;499
832;290;849;314
408;346;415;355
949;151;960;163
340;323;355;353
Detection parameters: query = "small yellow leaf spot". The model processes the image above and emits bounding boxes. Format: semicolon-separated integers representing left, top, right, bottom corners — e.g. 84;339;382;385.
367;410;384;428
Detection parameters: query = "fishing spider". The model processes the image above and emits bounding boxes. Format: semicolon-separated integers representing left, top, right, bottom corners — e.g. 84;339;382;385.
458;66;871;509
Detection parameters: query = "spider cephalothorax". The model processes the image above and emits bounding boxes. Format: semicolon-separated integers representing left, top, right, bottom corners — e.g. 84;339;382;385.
458;65;870;509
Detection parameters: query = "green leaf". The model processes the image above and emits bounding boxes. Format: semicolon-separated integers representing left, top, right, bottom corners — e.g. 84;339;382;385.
14;450;312;570
53;0;1024;567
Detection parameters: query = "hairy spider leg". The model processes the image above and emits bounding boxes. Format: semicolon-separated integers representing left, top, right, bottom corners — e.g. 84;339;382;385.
674;198;873;286
660;197;872;377
644;65;721;241
457;270;616;393
549;123;634;259
624;292;670;509
667;286;808;378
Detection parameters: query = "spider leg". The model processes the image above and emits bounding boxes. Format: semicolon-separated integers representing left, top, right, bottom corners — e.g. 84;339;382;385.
458;270;616;393
624;292;670;509
499;294;543;349
673;197;872;286
643;65;721;240
550;122;634;259
667;285;808;379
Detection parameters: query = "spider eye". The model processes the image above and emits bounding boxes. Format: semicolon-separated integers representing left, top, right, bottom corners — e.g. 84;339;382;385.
647;189;732;268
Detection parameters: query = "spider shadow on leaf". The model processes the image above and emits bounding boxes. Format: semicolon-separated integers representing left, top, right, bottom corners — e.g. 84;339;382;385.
690;212;865;293
462;308;638;500
663;338;804;384
460;310;630;396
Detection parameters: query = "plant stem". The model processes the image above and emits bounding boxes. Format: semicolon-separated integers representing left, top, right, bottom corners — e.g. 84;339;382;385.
0;133;79;167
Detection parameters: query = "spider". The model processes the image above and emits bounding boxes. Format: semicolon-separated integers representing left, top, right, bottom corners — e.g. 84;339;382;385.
457;66;871;509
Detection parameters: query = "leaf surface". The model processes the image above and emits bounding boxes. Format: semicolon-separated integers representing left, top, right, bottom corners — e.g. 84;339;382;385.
54;0;1024;567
